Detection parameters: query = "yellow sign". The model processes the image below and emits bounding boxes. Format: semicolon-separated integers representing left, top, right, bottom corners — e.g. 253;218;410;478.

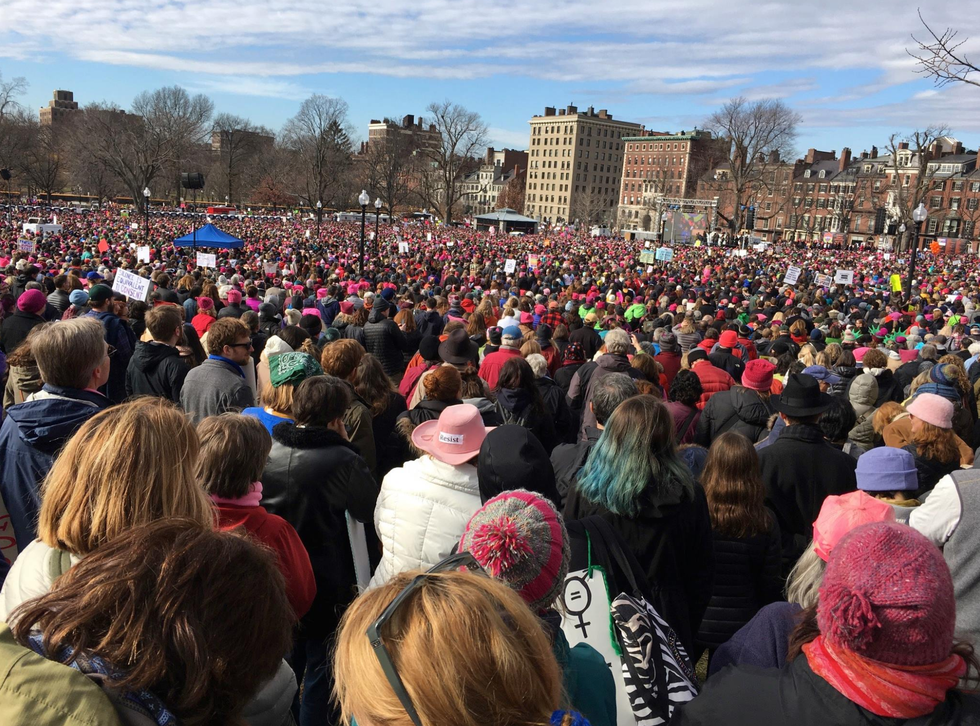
890;274;903;293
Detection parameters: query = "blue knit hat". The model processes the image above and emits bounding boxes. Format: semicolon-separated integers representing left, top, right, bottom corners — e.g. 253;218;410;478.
856;447;919;492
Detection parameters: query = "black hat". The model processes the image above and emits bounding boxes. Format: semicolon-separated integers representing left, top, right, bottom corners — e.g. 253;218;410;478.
438;328;478;365
477;425;559;507
772;373;831;417
687;348;708;364
418;335;441;363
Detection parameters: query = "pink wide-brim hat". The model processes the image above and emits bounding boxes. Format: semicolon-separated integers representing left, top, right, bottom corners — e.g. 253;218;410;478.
411;403;494;466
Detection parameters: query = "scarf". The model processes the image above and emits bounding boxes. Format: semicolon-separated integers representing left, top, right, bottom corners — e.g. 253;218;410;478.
803;635;965;718
210;481;263;508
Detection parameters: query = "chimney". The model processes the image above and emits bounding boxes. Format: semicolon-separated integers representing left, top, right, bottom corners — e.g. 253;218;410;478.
566;104;577;114
369;119;380;125
544;106;556;117
805;148;817;163
839;147;852;172
898;142;909;151
860;151;869;160
558;109;565;116
870;145;878;158
768;150;781;164
402;114;414;128
587;106;595;116
598;109;608;119
954;141;964;155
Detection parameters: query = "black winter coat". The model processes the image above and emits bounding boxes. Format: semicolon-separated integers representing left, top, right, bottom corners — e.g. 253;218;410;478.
903;443;960;497
759;423;857;574
828;364;859;397
0;310;45;354
125;341;189;403
262;424;379;638
371;390;408;478
672;655;980;726
694;386;774;447
564;476;714;655
495;389;559;454
536;376;575;444
363;308;408;377
708;348;745;383
554;362;583;394
695;516;782;652
551;425;601;507
845;368;903;407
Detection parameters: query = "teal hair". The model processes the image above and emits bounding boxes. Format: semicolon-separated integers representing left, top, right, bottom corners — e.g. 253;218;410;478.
576;396;693;517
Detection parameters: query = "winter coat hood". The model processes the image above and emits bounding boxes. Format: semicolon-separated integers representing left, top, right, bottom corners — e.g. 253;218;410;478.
7;387;106;454
476;424;559;506
730;386;773;426
131;341;179;375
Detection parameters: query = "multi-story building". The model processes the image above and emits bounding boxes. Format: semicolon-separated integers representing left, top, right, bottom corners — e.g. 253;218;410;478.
525;105;642;226
366;114;441;154
618;129;728;231
39;90;79;127
460;147;528;216
211;128;275;155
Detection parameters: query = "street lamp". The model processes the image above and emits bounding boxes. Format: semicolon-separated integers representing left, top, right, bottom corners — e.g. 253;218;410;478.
905;203;928;301
374;197;382;255
315;200;322;241
142;187;151;244
358;189;370;277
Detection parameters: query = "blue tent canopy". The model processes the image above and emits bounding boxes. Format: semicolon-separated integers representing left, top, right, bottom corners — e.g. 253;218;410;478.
173;224;243;249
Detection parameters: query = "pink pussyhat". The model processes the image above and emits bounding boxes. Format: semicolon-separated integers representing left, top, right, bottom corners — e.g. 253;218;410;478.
411;403;494;466
812;490;895;562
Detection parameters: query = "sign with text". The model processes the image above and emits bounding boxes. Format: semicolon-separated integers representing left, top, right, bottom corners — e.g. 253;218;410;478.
835;269;854;285
504;258;517;274
527;254;540;269
639;250;657;264
398;241;410;254
112;268;151;301
783;265;802;285
17;239;34;253
196;252;217;268
137;246;150;263
264;262;277;276
815;273;832;287
655;247;674;262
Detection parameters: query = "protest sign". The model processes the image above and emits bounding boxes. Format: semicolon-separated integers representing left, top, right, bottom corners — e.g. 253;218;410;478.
655;247;674;262
130;223;139;231
528;254;539;269
835;269;854;285
398;241;410;254
197;252;217;268
426;232;432;242
17;239;34;253
639;250;657;264
504;258;517;274
890;274;903;293
783;266;802;285
112;268;151;301
264;262;277;276
137;246;150;263
815;273;832;287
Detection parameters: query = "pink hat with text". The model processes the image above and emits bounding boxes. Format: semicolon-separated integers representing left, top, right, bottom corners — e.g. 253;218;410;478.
411;403;494;466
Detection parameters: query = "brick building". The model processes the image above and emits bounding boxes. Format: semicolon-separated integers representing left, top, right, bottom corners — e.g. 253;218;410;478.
525;105;642;226
460;147;528;215
39;90;79;127
366;115;442;154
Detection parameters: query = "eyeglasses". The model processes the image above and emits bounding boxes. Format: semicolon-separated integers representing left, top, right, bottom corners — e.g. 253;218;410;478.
367;553;485;726
227;341;254;350
106;344;116;358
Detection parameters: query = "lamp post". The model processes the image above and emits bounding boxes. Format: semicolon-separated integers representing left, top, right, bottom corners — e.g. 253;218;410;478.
315;200;322;242
142;187;151;244
374;197;382;255
659;211;668;243
905;203;928;302
358;189;370;277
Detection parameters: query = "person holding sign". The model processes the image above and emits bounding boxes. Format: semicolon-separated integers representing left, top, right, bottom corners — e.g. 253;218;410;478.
84;285;136;404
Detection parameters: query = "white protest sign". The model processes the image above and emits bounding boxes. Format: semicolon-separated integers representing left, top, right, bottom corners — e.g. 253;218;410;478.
815;273;832;287
426;232;432;242
196;252;217;268
835;269;854;285
263;262;277;275
783;265;802;285
137;246;150;263
17;239;34;253
447;239;455;247
305;229;311;239
883;253;892;260
398;241;410;254
130;223;139;231
489;225;496;236
112;268;151;301
504;258;517;274
646;265;654;273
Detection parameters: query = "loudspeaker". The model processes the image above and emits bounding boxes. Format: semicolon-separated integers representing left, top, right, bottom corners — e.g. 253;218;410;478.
0;169;10;181
181;172;205;190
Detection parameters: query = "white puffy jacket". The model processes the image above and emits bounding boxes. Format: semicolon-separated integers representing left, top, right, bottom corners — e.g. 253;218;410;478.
369;455;482;588
0;539;79;623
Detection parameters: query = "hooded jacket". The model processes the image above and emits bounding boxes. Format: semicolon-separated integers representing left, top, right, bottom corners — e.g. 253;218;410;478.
0;385;110;551
369;455;482;589
125;341;189;403
691;359;736;410
575;353;645;435
415;308;445;338
477;425;561;507
695;386;774;446
847;374;879;450
551;425;602;508
362;302;408;378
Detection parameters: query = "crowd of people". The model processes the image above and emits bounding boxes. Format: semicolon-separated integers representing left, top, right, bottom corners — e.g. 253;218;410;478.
0;203;979;724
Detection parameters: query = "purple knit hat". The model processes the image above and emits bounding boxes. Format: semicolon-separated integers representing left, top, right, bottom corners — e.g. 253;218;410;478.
17;289;47;314
818;521;955;666
459;489;569;611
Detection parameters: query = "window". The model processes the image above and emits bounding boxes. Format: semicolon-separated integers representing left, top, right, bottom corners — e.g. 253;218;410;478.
930;195;942;209
873;180;881;191
933;179;945;190
818;170;826;178
804;170;811;178
972;182;980;192
969;198;979;211
927;218;939;235
819;184;828;193
953;181;964;192
951;197;961;210
964;221;975;237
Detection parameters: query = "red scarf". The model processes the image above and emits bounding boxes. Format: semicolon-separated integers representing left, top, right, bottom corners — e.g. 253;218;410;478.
803;636;965;718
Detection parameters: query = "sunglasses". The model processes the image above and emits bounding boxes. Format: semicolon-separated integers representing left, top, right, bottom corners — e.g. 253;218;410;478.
106;344;116;358
367;553;486;726
227;341;254;350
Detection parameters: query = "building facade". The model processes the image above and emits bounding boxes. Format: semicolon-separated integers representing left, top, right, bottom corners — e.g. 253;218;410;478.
460;147;528;216
39;90;79;127
366;115;441;154
525;105;642;226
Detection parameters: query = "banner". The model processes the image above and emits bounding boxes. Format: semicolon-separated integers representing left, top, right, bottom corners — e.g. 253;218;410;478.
835;269;854;285
112;268;151;301
639;250;657;264
197;252;217;268
655;247;674;262
137;246;150;263
783;266;802;285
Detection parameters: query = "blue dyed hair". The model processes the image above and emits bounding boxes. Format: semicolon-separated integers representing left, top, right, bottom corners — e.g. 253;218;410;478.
576;395;693;517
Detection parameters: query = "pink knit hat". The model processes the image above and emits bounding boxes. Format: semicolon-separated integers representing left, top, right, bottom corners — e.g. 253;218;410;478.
226;289;242;304
907;393;954;430
17;289;47;314
813;491;895;562
412;403;493;466
818;521;956;666
741;359;775;392
196;296;214;312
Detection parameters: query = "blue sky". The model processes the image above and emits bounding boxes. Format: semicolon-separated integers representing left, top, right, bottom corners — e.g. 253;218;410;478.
3;0;980;156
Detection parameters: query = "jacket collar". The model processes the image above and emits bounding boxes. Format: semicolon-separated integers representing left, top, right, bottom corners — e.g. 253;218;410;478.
777;422;826;444
207;355;245;379
271;422;358;451
39;383;110;409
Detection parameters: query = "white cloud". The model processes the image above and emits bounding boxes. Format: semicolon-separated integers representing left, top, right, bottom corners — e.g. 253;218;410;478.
186;76;313;101
487;127;529;150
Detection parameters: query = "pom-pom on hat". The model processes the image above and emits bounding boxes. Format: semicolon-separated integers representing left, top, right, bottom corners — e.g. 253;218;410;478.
818;521;957;666
459;489;569;612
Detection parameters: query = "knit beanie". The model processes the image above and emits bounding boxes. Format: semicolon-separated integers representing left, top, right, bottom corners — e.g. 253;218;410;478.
741;359;775;392
17;289;47;314
196;296;214;312
818;521;956;666
907;392;954;430
459;489;569;612
69;289;89;307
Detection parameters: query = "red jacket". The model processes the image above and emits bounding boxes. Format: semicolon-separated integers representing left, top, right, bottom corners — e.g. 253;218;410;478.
691;360;735;410
697;338;716;355
479;347;523;390
737;337;759;361
215;503;317;619
655;351;683;388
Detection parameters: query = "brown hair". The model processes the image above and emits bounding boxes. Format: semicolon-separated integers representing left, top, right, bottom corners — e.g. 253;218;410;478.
333;570;560;726
873;402;905;435
630;353;662;383
466;312;486;337
394;308;416;332
146;305;184;342
38;397;214;555
12;519;294;726
702;432;771;538
914;419;960;464
355;353;398;416
292;375;350;427
789;319;807;338
32;317;106;389
320;339;365;380
424;365;462;402
520;340;542;357
261;380;297;414
861;348;887;370
197;414;272;499
206;318;249;356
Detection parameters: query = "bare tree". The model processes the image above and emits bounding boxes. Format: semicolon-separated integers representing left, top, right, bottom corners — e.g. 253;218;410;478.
252;142;297;210
282;95;355;210
210;113;271;205
364;132;415;216
884;126;950;232
909;11;980;90
571;185;615;227
496;172;526;214
0;72;28;176
19;116;64;202
418;101;488;224
704;97;801;232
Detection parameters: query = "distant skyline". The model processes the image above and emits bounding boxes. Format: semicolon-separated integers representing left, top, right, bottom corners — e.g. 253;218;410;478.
4;0;980;157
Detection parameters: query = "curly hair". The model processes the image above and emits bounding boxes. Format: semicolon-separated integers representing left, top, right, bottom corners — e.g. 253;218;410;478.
669;369;703;406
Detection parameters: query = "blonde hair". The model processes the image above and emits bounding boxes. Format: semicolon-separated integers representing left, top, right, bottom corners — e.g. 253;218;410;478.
333;570;561;726
38;397;214;555
785;541;826;608
32;317;106;389
261;381;296;414
797;344;817;368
